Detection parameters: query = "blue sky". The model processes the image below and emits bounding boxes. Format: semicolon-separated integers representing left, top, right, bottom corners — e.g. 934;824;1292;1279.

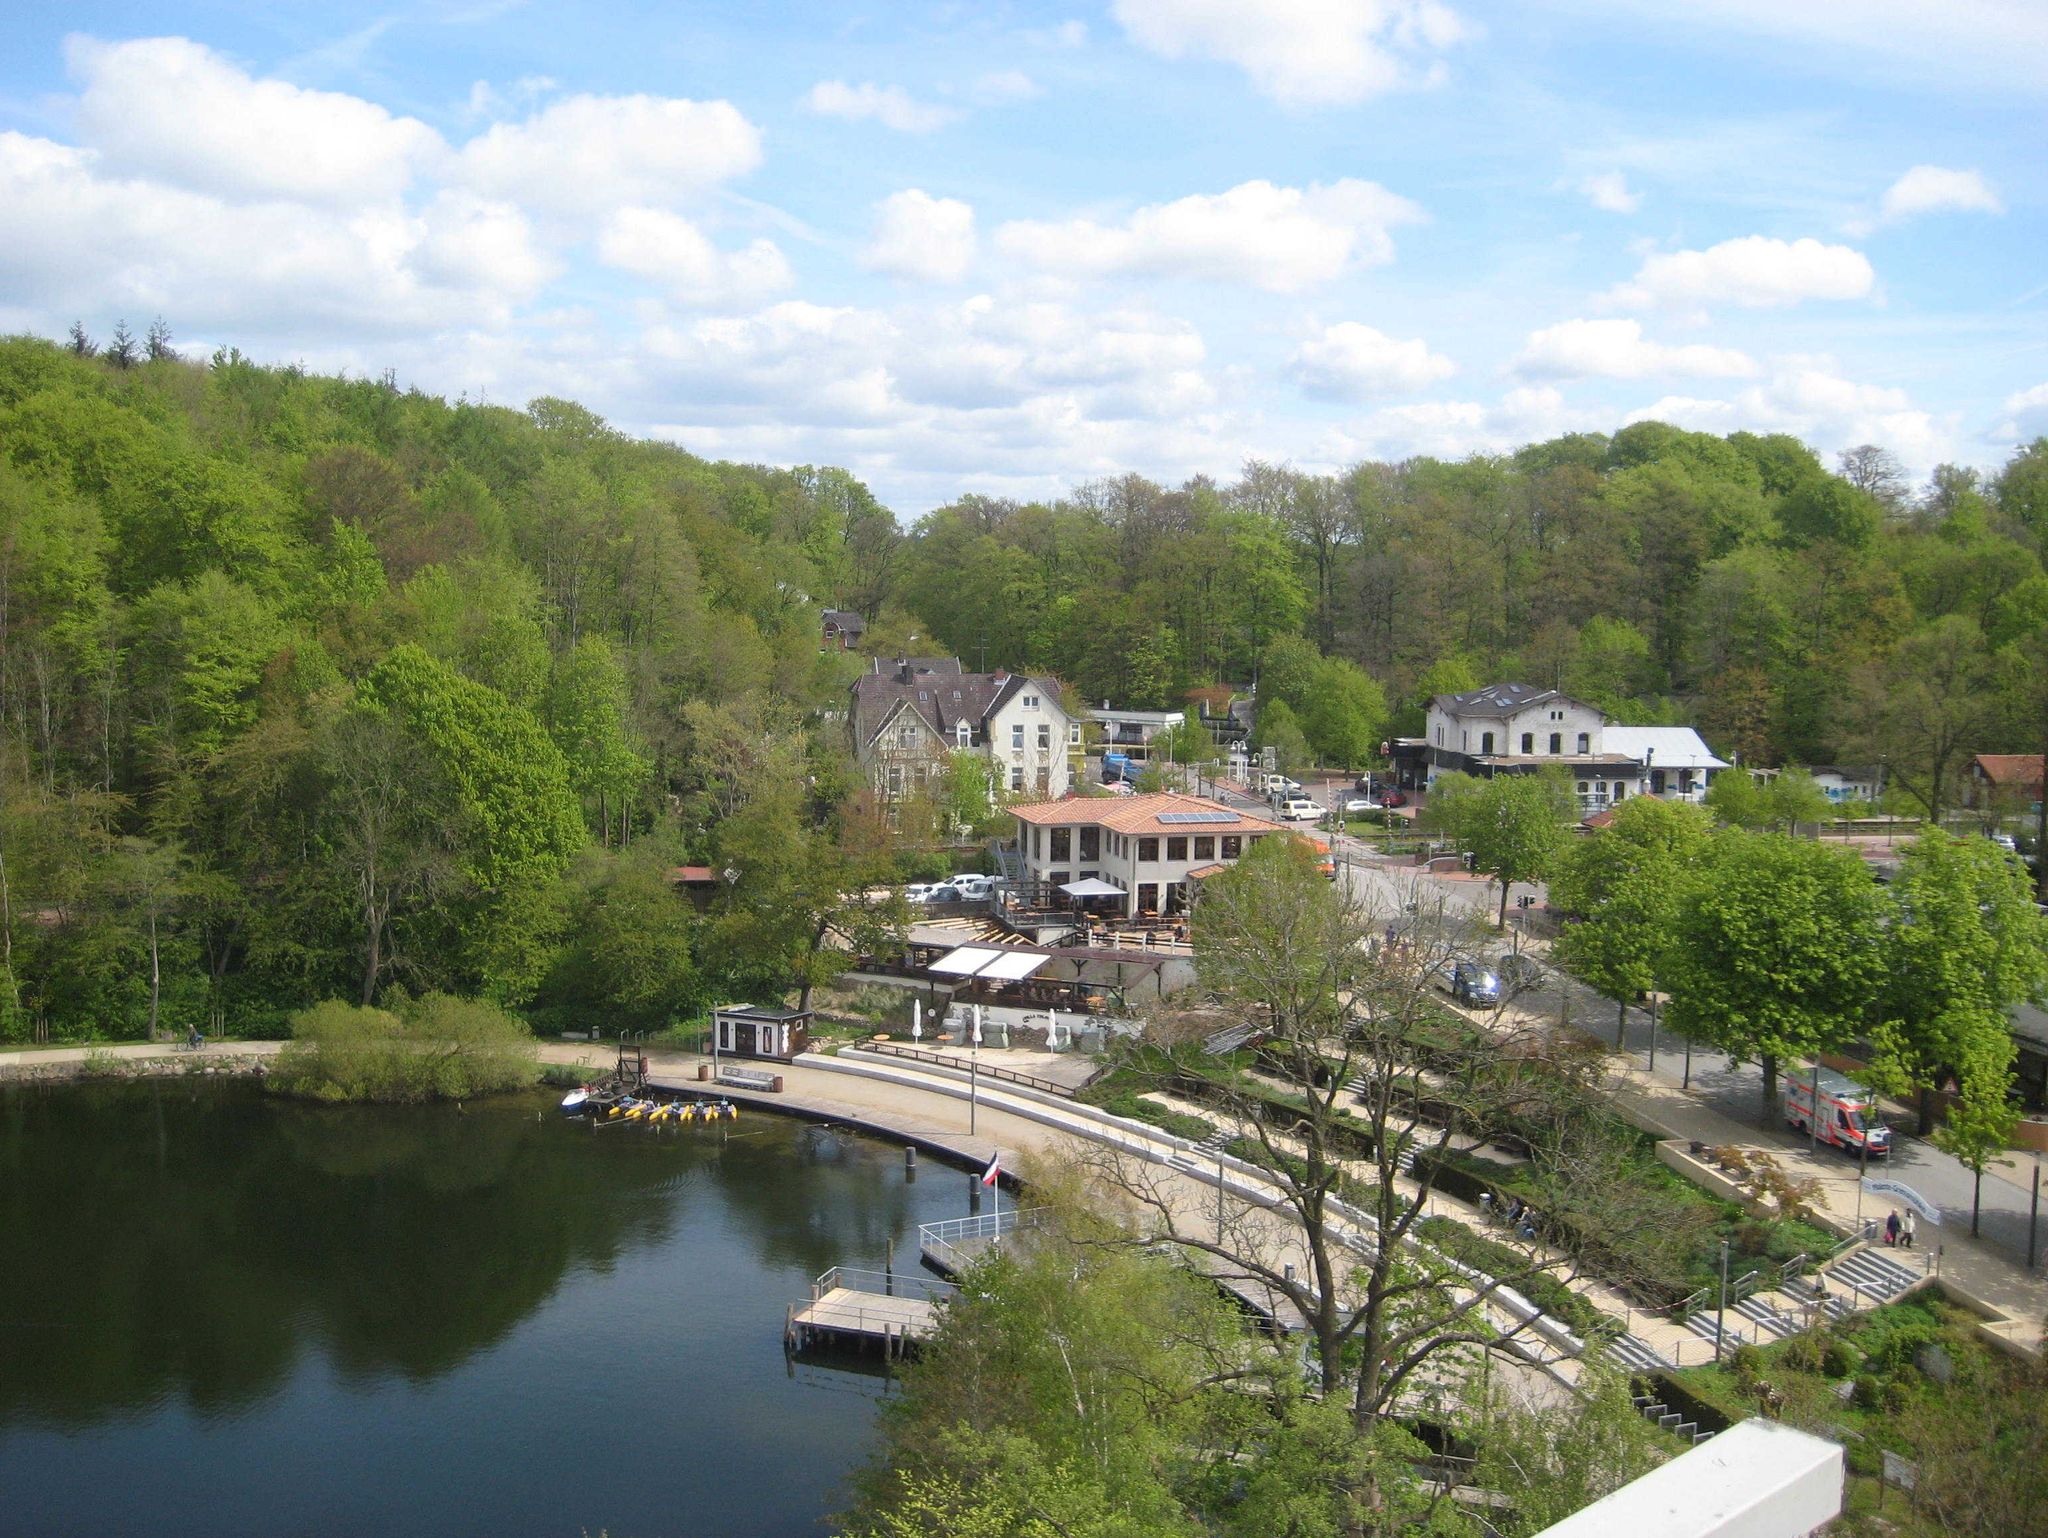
2;1;2043;513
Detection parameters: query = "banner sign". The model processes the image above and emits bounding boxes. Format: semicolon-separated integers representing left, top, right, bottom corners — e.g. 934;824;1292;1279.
1861;1177;1941;1225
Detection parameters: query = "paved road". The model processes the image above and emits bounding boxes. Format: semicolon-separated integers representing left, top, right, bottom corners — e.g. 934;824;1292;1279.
1304;839;2048;1272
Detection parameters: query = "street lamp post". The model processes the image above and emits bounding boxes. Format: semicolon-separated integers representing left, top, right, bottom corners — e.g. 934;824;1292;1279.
1715;1236;1731;1364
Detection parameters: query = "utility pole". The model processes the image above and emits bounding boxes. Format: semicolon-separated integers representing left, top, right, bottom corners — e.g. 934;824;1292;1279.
2029;1163;2041;1271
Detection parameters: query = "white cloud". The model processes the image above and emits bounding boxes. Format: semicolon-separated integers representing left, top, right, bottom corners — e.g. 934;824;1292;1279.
1997;383;2048;441
0;129;547;336
1112;0;1471;106
1289;322;1454;399
596;206;791;305
998;179;1424;293
803;80;959;132
1330;385;1596;461
66;35;441;207
1606;235;1875;310
1512;318;1755;380
973;70;1043;104
1628;360;1954;475
457;92;763;217
1879;165;2003;223
1579;171;1639;214
863;190;977;283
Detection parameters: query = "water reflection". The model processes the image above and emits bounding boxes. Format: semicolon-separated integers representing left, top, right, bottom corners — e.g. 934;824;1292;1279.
0;1080;966;1538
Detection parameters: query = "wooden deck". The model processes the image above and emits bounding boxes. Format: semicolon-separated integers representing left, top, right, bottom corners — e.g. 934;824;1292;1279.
785;1266;954;1357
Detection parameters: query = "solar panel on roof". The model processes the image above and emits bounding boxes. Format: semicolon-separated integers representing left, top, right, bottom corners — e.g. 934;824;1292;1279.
1156;811;1240;824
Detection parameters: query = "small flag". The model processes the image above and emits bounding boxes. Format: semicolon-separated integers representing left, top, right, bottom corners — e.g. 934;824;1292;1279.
980;1152;1000;1187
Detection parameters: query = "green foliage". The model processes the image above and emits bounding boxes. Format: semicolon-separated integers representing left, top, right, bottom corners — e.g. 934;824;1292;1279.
269;994;537;1102
1551;797;1712;1022
1427;770;1576;926
1664;832;1887;1115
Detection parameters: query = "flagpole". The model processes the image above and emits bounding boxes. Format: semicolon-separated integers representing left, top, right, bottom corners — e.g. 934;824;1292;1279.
993;1149;1000;1229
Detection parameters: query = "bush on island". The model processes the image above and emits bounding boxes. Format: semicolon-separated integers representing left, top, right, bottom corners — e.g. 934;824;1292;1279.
271;993;538;1103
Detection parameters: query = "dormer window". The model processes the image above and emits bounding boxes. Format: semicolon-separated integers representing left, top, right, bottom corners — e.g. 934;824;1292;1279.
956;722;970;748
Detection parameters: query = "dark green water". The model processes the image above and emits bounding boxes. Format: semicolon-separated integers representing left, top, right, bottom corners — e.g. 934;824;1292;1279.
0;1079;971;1537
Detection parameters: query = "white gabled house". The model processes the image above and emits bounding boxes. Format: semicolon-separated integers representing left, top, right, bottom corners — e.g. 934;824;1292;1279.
1413;682;1728;811
849;656;1078;804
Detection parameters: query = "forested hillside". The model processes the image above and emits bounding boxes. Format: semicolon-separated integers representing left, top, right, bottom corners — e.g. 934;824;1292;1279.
4;330;2045;1043
0;335;897;1040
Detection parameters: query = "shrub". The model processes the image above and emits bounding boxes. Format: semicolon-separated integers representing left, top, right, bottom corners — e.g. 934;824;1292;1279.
270;994;537;1103
1851;1374;1883;1411
1822;1340;1858;1378
1730;1343;1762;1386
1880;1378;1910;1414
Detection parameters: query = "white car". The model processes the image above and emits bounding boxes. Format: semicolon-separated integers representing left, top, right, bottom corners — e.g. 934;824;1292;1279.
948;874;999;900
1341;796;1382;816
1259;772;1302;796
1277;795;1322;821
1990;831;2020;854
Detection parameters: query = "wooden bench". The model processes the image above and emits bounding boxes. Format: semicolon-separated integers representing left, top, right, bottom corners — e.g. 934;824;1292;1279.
719;1067;783;1093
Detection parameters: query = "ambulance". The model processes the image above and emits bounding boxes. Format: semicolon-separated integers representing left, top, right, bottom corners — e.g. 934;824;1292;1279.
1783;1066;1892;1158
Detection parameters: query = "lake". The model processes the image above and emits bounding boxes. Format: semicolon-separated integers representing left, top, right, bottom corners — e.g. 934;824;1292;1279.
0;1078;973;1537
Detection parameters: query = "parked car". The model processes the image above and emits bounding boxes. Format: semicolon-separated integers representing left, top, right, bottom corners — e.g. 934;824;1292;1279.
903;883;938;904
1341;795;1382;816
1382;789;1409;808
948;874;1000;900
1434;958;1501;1008
1277;794;1322;821
922;882;966;903
1260;772;1301;796
1989;830;2020;854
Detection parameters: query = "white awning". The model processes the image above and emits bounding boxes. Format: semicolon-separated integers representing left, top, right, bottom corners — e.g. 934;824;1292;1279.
975;950;1052;982
930;946;1007;976
1060;878;1126;897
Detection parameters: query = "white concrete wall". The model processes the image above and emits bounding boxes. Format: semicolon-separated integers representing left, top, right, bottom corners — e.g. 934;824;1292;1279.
1534;1420;1842;1538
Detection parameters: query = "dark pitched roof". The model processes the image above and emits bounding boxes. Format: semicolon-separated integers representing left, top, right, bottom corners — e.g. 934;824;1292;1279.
822;608;866;633
1433;682;1607;721
850;663;1062;749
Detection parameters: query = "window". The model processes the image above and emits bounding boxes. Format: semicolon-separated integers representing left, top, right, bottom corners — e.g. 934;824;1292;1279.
1079;827;1100;860
887;766;902;795
1481;731;1495;754
1435;725;1444;745
1138;837;1159;863
1521;732;1533;754
956;722;970;748
1050;827;1071;861
1070;722;1082;745
1193;835;1215;860
1166;836;1188;861
1221;835;1242;859
1576;732;1589;754
1549;709;1563;721
1460;730;1469;751
1548;732;1561;754
1037;724;1051;750
1011;724;1024;749
896;726;917;749
1031;826;1042;859
1576;780;1589;794
1011;766;1025;791
1047;871;1068;887
1611;782;1625;800
1024;694;1039;708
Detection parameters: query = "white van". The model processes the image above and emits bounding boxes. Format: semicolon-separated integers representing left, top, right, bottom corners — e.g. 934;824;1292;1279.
1277;794;1321;821
1260;772;1301;796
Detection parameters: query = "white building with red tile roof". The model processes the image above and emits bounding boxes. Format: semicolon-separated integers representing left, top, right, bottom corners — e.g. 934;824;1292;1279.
1008;792;1292;920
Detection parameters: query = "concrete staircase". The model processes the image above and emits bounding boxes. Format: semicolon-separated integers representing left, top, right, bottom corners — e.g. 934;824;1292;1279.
1826;1245;1921;1305
1629;1390;1712;1446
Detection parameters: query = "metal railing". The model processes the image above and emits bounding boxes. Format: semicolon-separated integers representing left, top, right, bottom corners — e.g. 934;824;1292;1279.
860;1041;1078;1097
1673;1286;1709;1320
1778;1252;1810;1287
918;1208;1045;1272
813;1265;958;1303
1730;1268;1763;1303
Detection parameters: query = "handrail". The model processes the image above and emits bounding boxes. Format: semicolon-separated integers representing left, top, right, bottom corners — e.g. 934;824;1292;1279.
1778;1252;1809;1286
1674;1286;1708;1320
1826;1222;1874;1260
815;1265;958;1303
861;1041;1077;1098
1731;1267;1763;1302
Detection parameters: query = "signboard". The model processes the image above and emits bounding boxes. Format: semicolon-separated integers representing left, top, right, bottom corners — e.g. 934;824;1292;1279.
1261;745;1277;772
1861;1177;1941;1225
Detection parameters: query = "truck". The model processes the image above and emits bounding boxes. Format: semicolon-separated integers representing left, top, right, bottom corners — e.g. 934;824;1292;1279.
1783;1066;1891;1159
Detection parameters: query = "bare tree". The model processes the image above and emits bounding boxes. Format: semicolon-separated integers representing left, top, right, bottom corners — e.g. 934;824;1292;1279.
1838;444;1909;516
1079;839;1614;1429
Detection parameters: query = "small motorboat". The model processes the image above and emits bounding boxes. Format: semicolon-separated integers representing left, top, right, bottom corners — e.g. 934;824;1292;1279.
559;1087;590;1115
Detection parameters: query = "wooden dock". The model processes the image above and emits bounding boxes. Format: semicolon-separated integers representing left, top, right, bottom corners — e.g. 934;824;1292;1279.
785;1266;955;1357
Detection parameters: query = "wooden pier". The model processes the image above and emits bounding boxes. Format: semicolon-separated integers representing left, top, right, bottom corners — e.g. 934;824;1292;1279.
785;1266;955;1358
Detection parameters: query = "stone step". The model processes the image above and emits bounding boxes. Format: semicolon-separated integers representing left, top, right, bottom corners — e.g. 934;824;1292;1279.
1607;1333;1674;1373
1734;1294;1799;1339
1829;1247;1919;1303
1684;1311;1752;1350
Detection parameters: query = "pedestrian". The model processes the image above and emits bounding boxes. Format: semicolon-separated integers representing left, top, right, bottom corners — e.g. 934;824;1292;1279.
1902;1210;1916;1249
1885;1210;1900;1246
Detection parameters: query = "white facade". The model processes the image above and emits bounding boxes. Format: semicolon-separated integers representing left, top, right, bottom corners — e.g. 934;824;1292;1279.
1012;794;1293;920
1426;694;1608;765
1422;685;1728;810
1534;1419;1842;1538
986;688;1076;799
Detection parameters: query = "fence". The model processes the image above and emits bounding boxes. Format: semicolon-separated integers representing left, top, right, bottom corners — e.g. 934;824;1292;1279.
860;1041;1079;1097
918;1208;1045;1273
